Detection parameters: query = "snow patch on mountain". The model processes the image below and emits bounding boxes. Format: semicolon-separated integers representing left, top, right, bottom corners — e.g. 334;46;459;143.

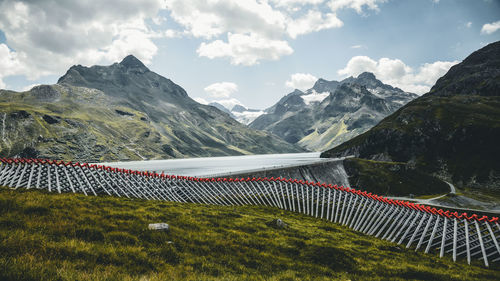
301;90;329;105
232;110;264;125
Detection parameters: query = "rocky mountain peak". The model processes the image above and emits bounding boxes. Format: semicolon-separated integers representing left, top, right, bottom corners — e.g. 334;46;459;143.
250;69;416;152
337;82;366;94
428;40;500;97
120;55;149;71
337;71;407;95
313;78;329;86
290;89;304;95
312;78;340;93
56;56;190;113
58;55;151;86
357;72;376;80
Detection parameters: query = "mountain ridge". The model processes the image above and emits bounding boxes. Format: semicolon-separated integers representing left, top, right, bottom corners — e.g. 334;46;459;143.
321;41;500;190
0;55;304;161
249;72;417;151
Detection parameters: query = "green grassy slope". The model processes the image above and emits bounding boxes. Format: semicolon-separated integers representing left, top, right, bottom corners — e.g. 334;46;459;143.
322;95;500;190
322;41;500;191
0;187;498;281
343;158;450;196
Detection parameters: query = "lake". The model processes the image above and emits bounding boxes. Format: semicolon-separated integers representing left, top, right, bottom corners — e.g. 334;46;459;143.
101;152;335;177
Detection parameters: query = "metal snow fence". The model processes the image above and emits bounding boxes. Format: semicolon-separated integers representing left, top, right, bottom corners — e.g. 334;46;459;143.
0;158;498;266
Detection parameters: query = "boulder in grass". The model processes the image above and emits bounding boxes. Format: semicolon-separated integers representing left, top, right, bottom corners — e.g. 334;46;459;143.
148;223;170;231
267;218;287;229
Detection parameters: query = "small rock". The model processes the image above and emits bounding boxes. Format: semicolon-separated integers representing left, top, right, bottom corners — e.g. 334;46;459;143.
148;223;170;231
267;218;287;229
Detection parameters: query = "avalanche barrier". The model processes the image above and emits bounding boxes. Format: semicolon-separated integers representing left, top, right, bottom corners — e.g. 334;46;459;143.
0;158;499;267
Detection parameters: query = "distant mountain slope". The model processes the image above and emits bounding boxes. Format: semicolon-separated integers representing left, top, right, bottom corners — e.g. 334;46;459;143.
0;55;303;162
209;103;264;125
250;73;417;151
322;41;500;190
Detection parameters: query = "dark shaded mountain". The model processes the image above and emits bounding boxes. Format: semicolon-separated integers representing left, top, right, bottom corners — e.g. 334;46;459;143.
250;73;417;151
0;55;303;161
322;41;500;190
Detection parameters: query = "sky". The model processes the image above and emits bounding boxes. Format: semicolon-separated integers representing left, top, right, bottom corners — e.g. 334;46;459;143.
0;0;499;110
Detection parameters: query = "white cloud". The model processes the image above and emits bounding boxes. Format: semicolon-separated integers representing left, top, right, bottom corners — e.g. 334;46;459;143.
0;43;26;89
165;0;382;65
197;33;293;66
0;0;392;87
285;73;318;91
271;0;325;7
338;56;378;76
466;21;472;28
0;0;164;86
350;44;363;49
287;10;343;39
152;15;167;25
328;0;387;14
481;20;500;34
204;82;239;98
338;56;458;94
165;0;287;39
163;29;187;38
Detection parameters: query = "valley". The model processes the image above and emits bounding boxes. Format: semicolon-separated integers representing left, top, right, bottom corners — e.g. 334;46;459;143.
0;1;499;279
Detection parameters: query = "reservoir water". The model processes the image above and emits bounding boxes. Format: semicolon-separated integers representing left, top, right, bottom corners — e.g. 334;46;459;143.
101;152;333;177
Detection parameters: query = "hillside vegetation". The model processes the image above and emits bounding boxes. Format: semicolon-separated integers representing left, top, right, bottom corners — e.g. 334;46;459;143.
343;158;450;196
322;41;500;191
0;186;498;281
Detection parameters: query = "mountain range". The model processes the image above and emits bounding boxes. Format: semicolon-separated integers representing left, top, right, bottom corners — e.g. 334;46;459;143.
0;55;303;162
208;102;264;125
249;72;418;151
322;41;500;191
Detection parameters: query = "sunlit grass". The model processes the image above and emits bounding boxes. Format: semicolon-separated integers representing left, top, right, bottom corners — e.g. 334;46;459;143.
0;186;498;280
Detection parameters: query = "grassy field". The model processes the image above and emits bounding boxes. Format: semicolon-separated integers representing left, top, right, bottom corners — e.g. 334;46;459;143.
343;158;450;197
0;186;498;281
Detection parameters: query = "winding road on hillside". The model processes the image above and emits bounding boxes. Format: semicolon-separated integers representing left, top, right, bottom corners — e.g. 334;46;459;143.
388;181;500;214
388;181;455;203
